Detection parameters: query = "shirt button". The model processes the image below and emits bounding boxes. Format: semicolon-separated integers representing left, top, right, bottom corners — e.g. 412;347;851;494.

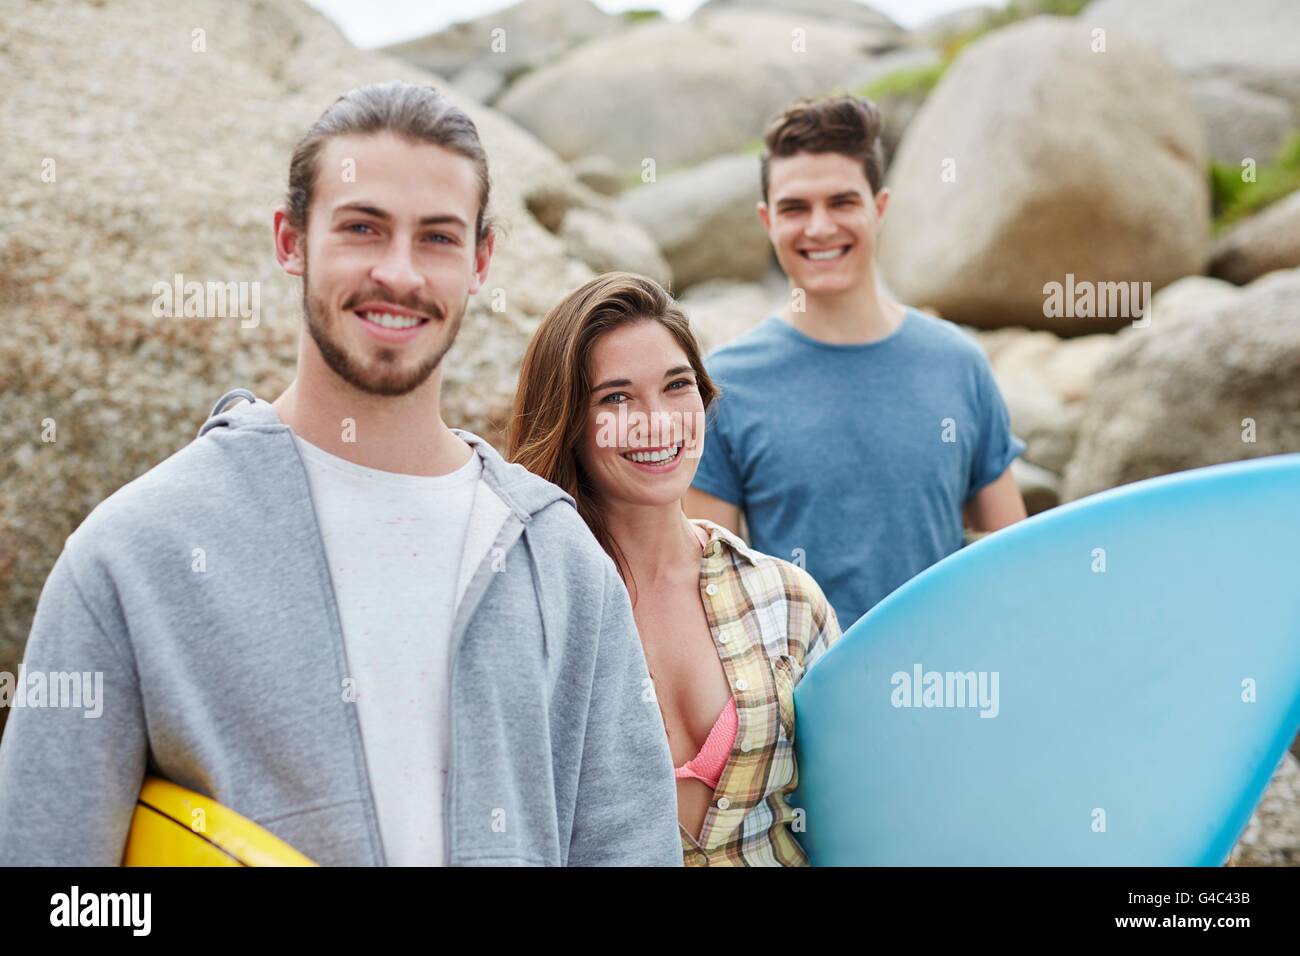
740;740;752;753
717;634;729;644
717;797;731;810
705;583;718;596
735;679;748;691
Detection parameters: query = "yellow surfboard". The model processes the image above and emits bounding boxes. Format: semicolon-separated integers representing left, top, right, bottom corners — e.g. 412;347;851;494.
123;776;317;867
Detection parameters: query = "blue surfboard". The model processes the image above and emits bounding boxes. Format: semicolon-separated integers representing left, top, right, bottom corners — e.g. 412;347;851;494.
791;454;1300;865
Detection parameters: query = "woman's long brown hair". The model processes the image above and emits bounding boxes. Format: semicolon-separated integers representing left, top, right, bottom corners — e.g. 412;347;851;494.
507;272;719;591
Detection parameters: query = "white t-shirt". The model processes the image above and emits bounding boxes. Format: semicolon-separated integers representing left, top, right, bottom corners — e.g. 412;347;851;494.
294;435;500;865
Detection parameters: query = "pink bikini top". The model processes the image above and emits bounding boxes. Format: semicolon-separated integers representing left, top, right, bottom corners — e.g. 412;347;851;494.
672;522;739;791
673;696;738;790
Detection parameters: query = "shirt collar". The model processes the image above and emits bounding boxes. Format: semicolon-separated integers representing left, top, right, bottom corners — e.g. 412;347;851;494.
691;518;760;567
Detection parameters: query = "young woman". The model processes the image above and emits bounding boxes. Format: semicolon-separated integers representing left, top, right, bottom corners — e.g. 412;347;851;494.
508;271;840;866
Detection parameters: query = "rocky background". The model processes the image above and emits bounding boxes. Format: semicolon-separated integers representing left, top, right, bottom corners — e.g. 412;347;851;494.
2;0;1298;864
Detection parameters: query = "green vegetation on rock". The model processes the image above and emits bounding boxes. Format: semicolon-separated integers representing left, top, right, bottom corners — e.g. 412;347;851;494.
1211;131;1300;231
861;61;947;101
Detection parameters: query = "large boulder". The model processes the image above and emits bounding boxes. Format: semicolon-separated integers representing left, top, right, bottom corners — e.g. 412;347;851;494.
381;0;622;101
1210;190;1300;285
1062;268;1300;500
877;18;1211;334
1085;0;1300;166
495;9;897;173
619;153;772;291
0;0;649;676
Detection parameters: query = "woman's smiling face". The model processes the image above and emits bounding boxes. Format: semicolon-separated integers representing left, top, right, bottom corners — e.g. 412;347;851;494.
578;319;707;510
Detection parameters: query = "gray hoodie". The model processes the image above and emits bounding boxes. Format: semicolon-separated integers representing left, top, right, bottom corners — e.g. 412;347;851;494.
0;389;682;866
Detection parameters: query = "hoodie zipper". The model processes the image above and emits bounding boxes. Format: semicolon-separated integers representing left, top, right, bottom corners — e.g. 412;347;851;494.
442;513;530;865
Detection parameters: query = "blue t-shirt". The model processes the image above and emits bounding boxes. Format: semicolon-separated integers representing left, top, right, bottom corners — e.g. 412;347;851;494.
691;309;1025;630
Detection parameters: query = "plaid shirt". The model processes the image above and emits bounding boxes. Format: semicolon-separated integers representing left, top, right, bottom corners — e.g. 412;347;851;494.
677;519;841;866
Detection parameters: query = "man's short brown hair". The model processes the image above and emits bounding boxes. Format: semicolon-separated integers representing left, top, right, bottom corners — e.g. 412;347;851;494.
286;81;493;244
759;95;886;202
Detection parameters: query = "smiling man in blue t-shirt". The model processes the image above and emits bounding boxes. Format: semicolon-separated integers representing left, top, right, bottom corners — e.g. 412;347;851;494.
685;95;1027;631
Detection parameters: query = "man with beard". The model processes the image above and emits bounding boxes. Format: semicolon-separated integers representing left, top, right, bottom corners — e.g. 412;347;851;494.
0;83;682;867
